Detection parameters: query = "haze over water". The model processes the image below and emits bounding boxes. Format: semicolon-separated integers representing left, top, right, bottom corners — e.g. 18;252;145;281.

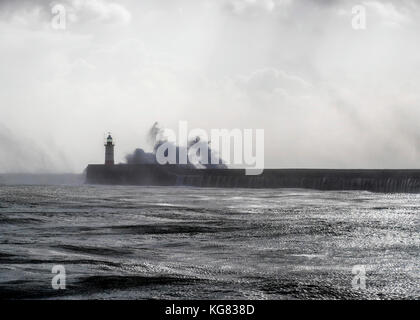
0;185;418;299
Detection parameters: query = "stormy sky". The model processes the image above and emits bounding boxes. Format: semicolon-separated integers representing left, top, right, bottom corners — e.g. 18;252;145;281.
1;0;420;172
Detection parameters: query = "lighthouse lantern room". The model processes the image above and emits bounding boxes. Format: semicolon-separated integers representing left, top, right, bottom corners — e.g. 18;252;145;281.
105;133;115;165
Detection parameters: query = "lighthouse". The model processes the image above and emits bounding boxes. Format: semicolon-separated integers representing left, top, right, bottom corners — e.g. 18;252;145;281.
105;133;115;165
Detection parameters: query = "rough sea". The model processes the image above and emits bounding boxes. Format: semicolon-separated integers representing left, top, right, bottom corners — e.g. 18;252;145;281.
0;185;418;299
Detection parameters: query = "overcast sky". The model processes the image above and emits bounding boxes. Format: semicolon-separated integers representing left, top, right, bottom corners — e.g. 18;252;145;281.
1;0;420;172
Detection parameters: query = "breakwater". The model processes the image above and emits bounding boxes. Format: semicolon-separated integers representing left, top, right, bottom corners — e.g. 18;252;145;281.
86;164;420;193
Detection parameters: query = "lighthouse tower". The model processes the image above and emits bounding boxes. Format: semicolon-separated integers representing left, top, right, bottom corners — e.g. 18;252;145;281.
105;133;115;165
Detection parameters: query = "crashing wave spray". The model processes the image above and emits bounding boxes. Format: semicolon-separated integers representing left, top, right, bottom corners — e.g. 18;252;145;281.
126;122;227;169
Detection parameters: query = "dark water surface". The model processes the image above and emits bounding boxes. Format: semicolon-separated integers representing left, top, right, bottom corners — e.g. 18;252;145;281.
0;185;418;299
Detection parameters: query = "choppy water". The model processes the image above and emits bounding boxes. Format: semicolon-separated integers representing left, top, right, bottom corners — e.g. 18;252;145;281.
0;185;418;299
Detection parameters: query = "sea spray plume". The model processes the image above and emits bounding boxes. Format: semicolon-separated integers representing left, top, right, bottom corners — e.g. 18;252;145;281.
0;123;69;173
126;122;227;168
186;136;227;169
125;122;160;164
151;123;227;168
125;148;157;164
147;121;164;148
